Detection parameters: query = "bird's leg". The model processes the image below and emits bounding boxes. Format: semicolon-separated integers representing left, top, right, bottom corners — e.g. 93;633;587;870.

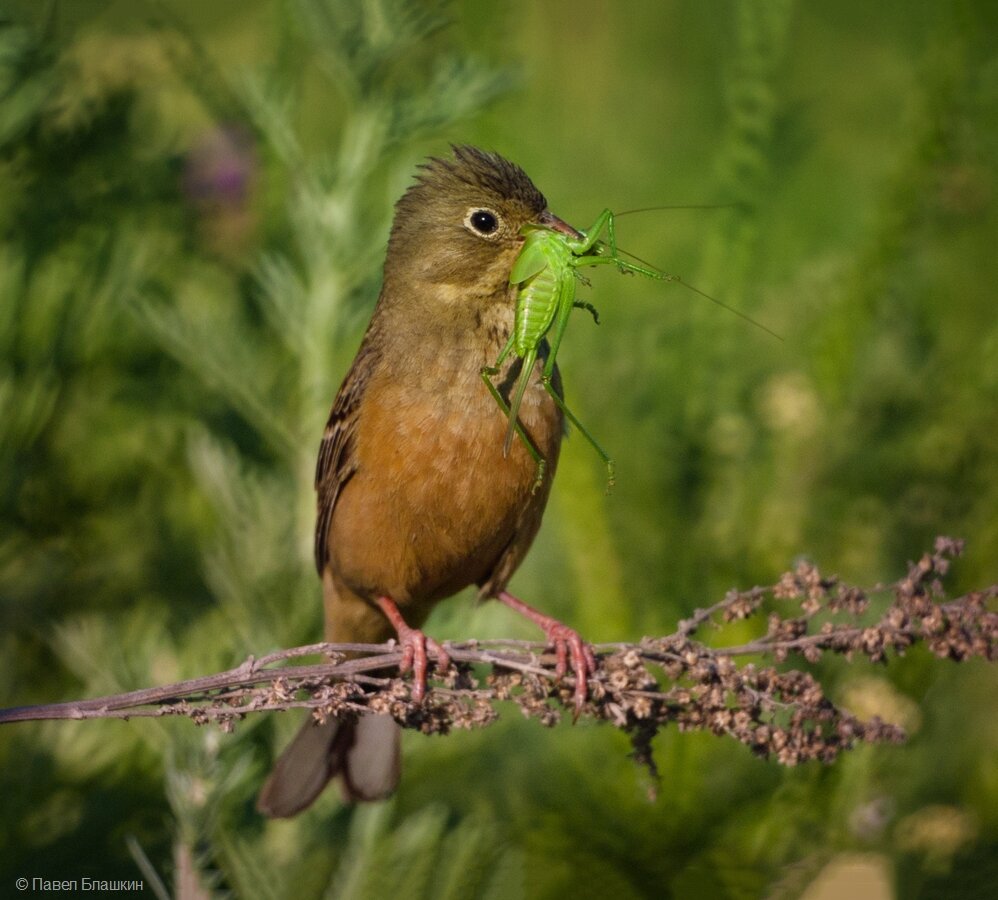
496;590;596;713
374;596;451;703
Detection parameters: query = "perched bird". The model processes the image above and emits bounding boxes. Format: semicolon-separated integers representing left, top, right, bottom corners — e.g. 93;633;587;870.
257;146;595;817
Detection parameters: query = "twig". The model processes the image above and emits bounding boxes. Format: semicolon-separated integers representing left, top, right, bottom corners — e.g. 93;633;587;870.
2;538;994;776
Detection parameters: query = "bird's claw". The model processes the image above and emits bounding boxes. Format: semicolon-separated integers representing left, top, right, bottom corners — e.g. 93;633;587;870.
376;595;450;703
542;622;596;715
496;591;596;715
396;624;451;703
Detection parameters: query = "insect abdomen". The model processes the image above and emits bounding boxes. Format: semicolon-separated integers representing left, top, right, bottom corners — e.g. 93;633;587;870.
513;263;560;357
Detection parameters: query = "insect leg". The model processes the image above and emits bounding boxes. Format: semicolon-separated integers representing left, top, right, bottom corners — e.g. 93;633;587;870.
541;377;616;490
482;333;515;377
480;366;547;492
590;208;644;276
574;253;667;280
571;208;614;256
575;210;672;279
542;277;616;490
573;300;600;325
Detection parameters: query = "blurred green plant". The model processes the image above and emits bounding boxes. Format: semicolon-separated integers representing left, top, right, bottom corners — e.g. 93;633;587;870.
2;0;997;897
1;0;521;893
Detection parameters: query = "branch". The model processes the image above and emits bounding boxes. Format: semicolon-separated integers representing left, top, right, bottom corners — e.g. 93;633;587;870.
3;538;995;780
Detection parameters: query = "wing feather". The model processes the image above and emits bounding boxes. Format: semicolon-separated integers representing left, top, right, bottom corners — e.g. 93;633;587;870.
314;342;377;573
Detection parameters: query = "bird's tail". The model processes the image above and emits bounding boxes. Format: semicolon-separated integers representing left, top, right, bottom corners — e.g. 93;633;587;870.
257;713;401;817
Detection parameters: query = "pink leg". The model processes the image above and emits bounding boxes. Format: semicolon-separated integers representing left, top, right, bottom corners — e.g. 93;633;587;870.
375;596;451;703
496;590;596;712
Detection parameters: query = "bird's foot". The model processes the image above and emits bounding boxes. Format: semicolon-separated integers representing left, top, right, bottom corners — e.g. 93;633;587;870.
496;590;596;715
375;596;451;703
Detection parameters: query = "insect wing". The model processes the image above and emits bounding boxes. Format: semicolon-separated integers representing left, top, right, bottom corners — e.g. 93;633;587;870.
509;234;551;285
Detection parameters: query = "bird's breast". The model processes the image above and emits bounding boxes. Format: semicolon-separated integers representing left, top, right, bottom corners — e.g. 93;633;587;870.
328;339;562;607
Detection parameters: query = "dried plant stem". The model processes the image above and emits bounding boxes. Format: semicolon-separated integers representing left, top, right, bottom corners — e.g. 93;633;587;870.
2;539;994;775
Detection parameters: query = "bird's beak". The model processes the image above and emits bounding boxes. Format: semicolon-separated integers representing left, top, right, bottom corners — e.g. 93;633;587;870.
537;210;583;239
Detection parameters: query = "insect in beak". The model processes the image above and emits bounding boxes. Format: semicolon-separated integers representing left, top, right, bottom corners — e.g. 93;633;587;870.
536;210;583;239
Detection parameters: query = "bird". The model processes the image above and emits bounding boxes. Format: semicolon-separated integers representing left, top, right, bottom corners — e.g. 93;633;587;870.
257;146;596;817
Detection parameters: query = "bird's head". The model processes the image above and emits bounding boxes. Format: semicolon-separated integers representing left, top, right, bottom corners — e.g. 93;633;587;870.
385;146;577;300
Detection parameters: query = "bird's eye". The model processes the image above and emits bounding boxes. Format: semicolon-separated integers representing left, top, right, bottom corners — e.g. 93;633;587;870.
465;208;501;236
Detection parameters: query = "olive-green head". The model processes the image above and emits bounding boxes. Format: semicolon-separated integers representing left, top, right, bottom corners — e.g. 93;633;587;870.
385;146;573;297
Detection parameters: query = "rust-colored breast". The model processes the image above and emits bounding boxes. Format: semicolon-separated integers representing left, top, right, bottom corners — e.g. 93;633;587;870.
326;358;562;614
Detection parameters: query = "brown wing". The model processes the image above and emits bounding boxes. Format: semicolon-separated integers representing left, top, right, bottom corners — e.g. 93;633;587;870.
314;341;377;573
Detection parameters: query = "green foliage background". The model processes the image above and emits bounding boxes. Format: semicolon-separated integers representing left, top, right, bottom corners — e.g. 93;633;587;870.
1;1;997;897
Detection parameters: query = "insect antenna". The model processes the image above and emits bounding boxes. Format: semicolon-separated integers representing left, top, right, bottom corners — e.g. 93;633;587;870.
602;203;780;337
613;244;783;341
615;203;747;216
